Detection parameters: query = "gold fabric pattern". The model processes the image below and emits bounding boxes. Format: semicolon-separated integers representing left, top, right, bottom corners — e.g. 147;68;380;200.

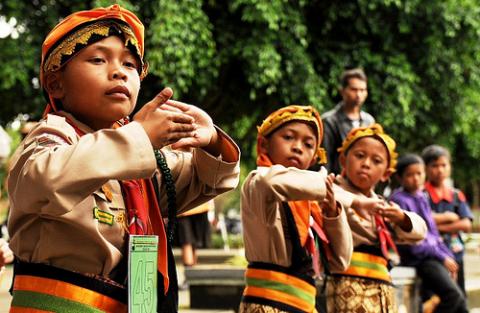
326;275;397;313
43;20;147;79
239;302;291;313
337;123;398;172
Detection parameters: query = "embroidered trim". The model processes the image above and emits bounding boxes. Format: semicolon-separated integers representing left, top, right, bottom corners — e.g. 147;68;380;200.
93;207;114;226
43;20;147;79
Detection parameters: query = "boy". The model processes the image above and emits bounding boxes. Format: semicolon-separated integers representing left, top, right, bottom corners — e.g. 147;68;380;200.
7;5;240;312
240;105;353;313
422;145;473;295
327;125;426;313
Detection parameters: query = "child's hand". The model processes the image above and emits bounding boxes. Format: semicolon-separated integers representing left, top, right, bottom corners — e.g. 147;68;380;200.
321;174;339;217
379;201;412;231
443;257;458;280
163;100;217;151
0;238;13;267
134;88;197;149
351;197;385;214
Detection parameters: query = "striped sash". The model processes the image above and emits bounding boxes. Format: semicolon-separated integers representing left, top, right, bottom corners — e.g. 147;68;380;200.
9;262;127;313
242;264;316;313
341;251;391;283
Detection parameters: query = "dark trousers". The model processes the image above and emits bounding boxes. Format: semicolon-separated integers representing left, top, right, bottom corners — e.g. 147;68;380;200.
457;259;466;296
417;259;468;313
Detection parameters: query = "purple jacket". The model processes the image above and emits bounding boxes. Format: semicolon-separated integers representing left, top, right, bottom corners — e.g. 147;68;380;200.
390;188;453;266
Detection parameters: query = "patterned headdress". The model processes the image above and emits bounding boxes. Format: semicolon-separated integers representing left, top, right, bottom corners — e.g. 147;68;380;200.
338;123;398;172
40;4;148;114
257;105;327;164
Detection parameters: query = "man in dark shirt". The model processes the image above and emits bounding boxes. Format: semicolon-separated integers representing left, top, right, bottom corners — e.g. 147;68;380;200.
322;68;375;174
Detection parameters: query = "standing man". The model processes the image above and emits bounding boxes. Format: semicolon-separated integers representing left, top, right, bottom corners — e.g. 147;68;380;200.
322;68;375;174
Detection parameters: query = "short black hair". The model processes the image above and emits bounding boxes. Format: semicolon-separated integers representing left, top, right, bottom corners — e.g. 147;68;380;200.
340;68;367;88
421;145;451;166
396;153;423;177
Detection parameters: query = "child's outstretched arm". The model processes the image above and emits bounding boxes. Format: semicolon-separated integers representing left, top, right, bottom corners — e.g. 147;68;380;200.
134;87;197;149
321;174;353;272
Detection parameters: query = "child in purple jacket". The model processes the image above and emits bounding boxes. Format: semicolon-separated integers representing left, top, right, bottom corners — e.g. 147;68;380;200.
390;154;467;313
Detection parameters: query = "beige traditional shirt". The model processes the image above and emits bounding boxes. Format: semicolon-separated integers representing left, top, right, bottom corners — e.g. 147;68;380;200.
7;112;240;278
241;165;353;273
335;177;427;254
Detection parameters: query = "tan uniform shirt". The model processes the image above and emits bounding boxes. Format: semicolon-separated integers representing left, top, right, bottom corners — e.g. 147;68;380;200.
7;112;240;278
241;165;353;273
335;177;427;256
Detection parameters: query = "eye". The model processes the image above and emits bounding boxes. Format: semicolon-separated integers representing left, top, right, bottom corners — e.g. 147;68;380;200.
283;134;293;141
373;158;383;165
89;57;105;64
304;141;314;149
123;60;138;69
353;151;365;159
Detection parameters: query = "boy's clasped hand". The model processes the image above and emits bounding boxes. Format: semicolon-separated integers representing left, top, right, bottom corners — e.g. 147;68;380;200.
134;87;216;150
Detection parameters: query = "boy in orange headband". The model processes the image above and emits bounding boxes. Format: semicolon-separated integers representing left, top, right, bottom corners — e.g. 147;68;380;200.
7;5;240;313
240;105;387;313
326;124;426;313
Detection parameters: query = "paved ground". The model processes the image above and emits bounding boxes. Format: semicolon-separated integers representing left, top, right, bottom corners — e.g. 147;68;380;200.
1;250;479;312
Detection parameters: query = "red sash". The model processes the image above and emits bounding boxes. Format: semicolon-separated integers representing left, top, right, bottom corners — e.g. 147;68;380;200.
375;214;399;262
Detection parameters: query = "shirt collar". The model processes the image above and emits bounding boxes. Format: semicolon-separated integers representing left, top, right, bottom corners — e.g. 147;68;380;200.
337;101;365;123
424;181;453;203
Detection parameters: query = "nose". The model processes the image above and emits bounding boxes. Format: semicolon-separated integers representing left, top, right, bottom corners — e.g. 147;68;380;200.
110;62;127;81
291;140;303;154
361;158;371;168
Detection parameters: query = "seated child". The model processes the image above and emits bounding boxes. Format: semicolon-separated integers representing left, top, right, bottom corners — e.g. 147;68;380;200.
390;153;468;313
422;144;473;295
7;5;240;312
240;105;384;313
327;124;427;313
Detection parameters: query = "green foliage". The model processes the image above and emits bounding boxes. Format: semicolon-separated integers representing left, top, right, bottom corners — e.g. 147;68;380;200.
211;233;244;250
1;0;480;201
146;1;218;99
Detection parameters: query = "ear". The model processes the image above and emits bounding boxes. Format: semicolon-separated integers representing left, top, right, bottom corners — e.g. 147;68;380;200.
257;136;269;155
380;168;393;182
44;72;65;99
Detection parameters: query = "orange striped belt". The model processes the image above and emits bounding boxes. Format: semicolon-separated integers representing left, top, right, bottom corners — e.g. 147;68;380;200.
242;266;316;313
342;251;391;282
10;275;127;313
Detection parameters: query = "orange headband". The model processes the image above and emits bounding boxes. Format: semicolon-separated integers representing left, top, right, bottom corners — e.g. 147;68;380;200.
338;123;398;173
40;4;147;114
257;105;327;164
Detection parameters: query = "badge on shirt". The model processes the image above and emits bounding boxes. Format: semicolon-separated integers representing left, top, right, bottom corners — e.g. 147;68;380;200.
128;235;158;313
93;207;114;225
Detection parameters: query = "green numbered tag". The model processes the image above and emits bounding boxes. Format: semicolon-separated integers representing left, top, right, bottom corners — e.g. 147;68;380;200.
128;235;158;313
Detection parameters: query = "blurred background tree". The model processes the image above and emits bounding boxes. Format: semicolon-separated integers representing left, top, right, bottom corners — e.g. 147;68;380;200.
1;0;480;211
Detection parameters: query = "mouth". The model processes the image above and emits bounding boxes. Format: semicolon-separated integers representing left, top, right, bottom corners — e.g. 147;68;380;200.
287;157;302;167
357;171;370;179
105;85;131;99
